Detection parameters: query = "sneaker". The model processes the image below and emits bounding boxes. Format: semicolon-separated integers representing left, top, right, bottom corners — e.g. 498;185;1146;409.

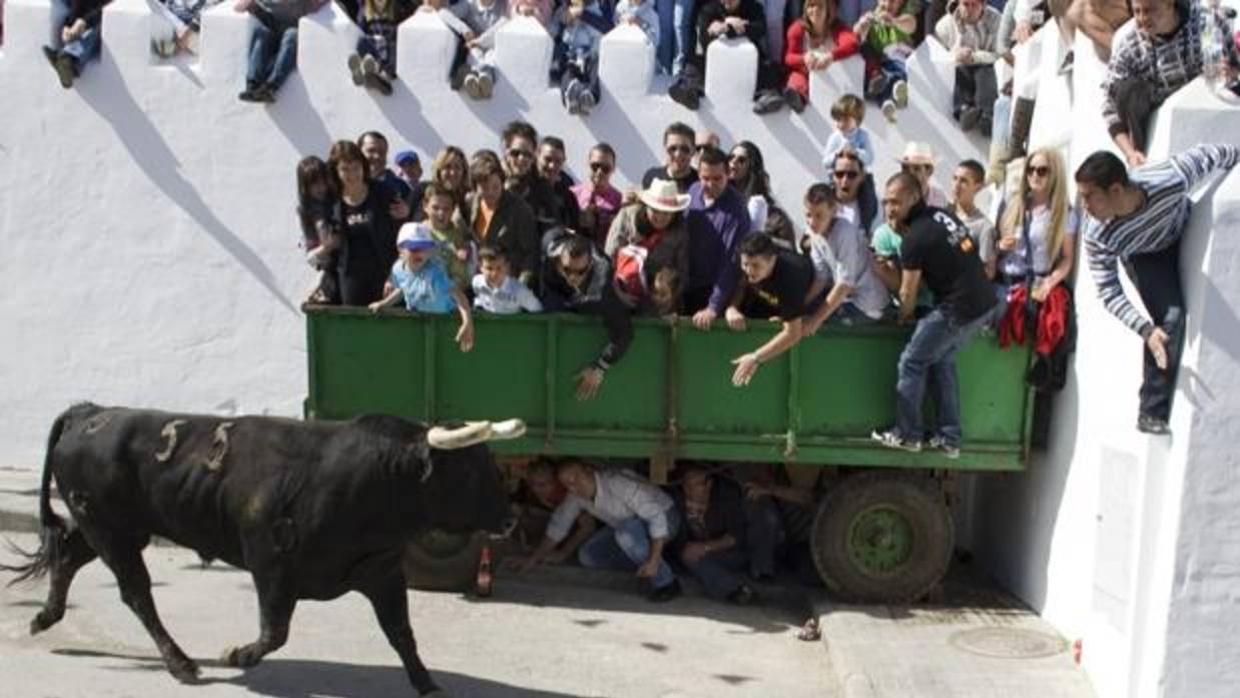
254;83;277;103
578;88;596;114
892;80;909;109
647;579;682;603
865;73;885;100
726;583;759;606
476;70;494;99
881;100;898;123
783;87;807;114
564;78;584;114
752;90;785;115
361;54;380;78
463;72;481;99
348;53;365;86
871;429;921;452
44;47;76;89
1137;414;1171;436
958;105;981;132
668;80;699;110
926;436;961;459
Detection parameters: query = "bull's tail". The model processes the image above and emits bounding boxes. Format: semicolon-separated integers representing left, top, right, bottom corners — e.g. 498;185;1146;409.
2;410;72;585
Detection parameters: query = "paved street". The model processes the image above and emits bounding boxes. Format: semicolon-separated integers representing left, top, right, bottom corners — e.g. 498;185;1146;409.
0;533;836;698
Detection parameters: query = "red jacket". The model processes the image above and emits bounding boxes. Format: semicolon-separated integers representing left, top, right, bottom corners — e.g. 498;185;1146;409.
999;285;1070;356
784;19;860;73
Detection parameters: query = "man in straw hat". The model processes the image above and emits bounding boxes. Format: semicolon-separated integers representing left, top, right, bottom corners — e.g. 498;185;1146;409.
606;178;692;314
898;142;950;209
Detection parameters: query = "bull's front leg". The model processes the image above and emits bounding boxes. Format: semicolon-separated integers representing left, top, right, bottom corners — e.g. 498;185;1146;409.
360;572;445;696
222;569;297;668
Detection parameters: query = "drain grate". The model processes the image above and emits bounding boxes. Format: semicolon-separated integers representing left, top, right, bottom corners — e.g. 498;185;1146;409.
948;627;1068;659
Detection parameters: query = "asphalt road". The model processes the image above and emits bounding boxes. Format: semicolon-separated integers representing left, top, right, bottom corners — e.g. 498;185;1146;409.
0;534;836;698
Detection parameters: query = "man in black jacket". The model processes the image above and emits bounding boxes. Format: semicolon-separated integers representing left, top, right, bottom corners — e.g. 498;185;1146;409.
540;229;635;400
674;465;758;604
668;0;785;113
502;122;568;233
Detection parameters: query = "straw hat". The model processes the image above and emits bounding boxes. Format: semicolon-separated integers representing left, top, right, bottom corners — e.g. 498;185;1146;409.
639;179;691;212
898;141;938;166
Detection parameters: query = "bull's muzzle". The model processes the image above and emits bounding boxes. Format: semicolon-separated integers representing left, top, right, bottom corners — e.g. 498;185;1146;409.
427;419;526;450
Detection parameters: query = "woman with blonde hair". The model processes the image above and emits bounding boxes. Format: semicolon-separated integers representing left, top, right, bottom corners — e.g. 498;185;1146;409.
995;147;1078;302
431;146;470;221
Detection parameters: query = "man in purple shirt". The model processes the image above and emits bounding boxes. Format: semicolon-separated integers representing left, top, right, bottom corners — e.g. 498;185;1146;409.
686;146;752;327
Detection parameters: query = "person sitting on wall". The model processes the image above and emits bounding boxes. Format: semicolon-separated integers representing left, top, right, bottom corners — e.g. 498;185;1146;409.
329;139;403;306
872;173;999;458
685;147;753;322
606;179;692;315
501;121;566;232
783;0;860;113
614;0;661;52
42;0;112;89
726;233;823;387
572;143;624;247
828;149;879;233
540;229;636;400
550;0;613;115
667;0;788;114
347;0;409;95
1102;0;1239;167
464;150;541;287
235;0;328;103
522;460;682;601
801;183;892;331
367;223;477;352
899;142;950;209
439;0;509;100
935;0;1002;137
472;245;544;313
514;459;597;554
1075;144;1240;435
642;122;701;192
673;465;759;605
537;136;583;231
854;0;917;122
151;0;224;57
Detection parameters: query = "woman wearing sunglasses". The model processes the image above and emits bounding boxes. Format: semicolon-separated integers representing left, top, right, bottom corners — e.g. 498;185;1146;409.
994;147;1078;303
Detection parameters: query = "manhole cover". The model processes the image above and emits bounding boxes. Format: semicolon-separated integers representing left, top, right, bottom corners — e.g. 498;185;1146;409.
948;627;1067;659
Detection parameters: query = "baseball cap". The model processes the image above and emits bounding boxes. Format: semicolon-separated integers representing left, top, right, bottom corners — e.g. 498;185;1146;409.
394;149;419;166
397;222;436;251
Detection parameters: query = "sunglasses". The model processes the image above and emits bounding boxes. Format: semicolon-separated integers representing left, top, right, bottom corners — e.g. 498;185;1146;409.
508;149;534;160
1026;165;1051;177
833;170;861;180
667;144;692;155
589;161;613;173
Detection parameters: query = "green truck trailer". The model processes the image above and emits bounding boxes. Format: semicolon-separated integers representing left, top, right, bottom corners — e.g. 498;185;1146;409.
305;306;1035;601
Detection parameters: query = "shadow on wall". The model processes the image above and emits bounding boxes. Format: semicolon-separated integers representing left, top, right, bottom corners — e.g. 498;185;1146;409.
262;74;335;161
78;50;298;317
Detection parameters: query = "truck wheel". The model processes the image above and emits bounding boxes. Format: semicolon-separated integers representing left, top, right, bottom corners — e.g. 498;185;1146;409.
402;529;486;592
810;472;953;603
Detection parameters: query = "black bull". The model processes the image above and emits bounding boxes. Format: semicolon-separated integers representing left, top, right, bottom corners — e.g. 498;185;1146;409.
2;402;514;696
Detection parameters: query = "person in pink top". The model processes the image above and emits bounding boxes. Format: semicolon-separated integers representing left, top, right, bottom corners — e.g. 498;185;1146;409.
571;143;623;247
783;0;860;113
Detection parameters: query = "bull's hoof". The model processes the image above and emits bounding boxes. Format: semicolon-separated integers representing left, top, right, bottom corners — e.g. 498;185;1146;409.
169;657;201;684
29;610;60;635
221;644;264;668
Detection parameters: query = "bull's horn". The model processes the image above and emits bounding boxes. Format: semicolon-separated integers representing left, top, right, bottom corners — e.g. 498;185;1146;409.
489;419;526;440
427;421;493;450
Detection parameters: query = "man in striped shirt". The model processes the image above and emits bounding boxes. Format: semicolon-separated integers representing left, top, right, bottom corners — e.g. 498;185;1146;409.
1076;143;1240;434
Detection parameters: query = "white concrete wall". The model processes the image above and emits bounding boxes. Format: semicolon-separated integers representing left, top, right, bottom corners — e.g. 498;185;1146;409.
0;0;987;465
971;22;1240;698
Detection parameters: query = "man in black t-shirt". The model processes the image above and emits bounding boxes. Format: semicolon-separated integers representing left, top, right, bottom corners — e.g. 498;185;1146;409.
872;173;998;458
727;234;825;387
640;122;700;193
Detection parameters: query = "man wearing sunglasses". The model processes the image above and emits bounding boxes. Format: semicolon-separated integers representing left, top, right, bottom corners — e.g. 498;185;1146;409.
501;121;565;233
641;122;701;193
872;173;998;458
540;229;635;400
1076;143;1240;435
572;143;623;246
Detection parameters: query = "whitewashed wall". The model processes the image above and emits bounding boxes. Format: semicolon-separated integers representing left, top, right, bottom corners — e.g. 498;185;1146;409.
0;0;987;466
971;21;1240;698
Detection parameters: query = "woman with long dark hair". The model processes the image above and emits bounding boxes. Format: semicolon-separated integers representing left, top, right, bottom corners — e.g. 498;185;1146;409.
328;140;402;306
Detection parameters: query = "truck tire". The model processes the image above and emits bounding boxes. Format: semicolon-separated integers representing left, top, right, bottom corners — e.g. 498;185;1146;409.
810;472;953;603
401;529;486;592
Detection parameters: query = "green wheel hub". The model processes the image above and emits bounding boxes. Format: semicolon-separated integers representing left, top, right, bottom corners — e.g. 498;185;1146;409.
846;504;915;577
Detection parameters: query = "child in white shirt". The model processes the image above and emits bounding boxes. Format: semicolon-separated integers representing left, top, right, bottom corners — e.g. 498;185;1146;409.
472;246;543;314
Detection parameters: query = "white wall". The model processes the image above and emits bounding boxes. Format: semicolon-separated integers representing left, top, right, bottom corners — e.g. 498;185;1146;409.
0;0;988;465
971;23;1240;698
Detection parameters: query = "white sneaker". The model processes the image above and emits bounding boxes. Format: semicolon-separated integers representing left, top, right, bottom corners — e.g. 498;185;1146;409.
882;100;898;123
926;436;961;459
871;429;922;452
463;72;481;99
348;53;365;86
892;80;909;109
476;70;494;99
578;89;596;114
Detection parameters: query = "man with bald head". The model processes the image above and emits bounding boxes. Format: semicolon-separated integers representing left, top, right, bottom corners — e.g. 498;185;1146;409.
871;173;997;458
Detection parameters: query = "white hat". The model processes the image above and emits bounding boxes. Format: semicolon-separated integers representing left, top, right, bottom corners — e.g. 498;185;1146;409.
397;222;436;251
899;141;938;165
639;179;691;213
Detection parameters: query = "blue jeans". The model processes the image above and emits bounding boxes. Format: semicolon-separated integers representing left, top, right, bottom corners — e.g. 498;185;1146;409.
61;26;102;68
682;547;749;600
671;0;695;76
577;510;680;589
656;0;674;74
870;58;908;103
247;23;298;90
745;497;784;578
895;305;995;448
